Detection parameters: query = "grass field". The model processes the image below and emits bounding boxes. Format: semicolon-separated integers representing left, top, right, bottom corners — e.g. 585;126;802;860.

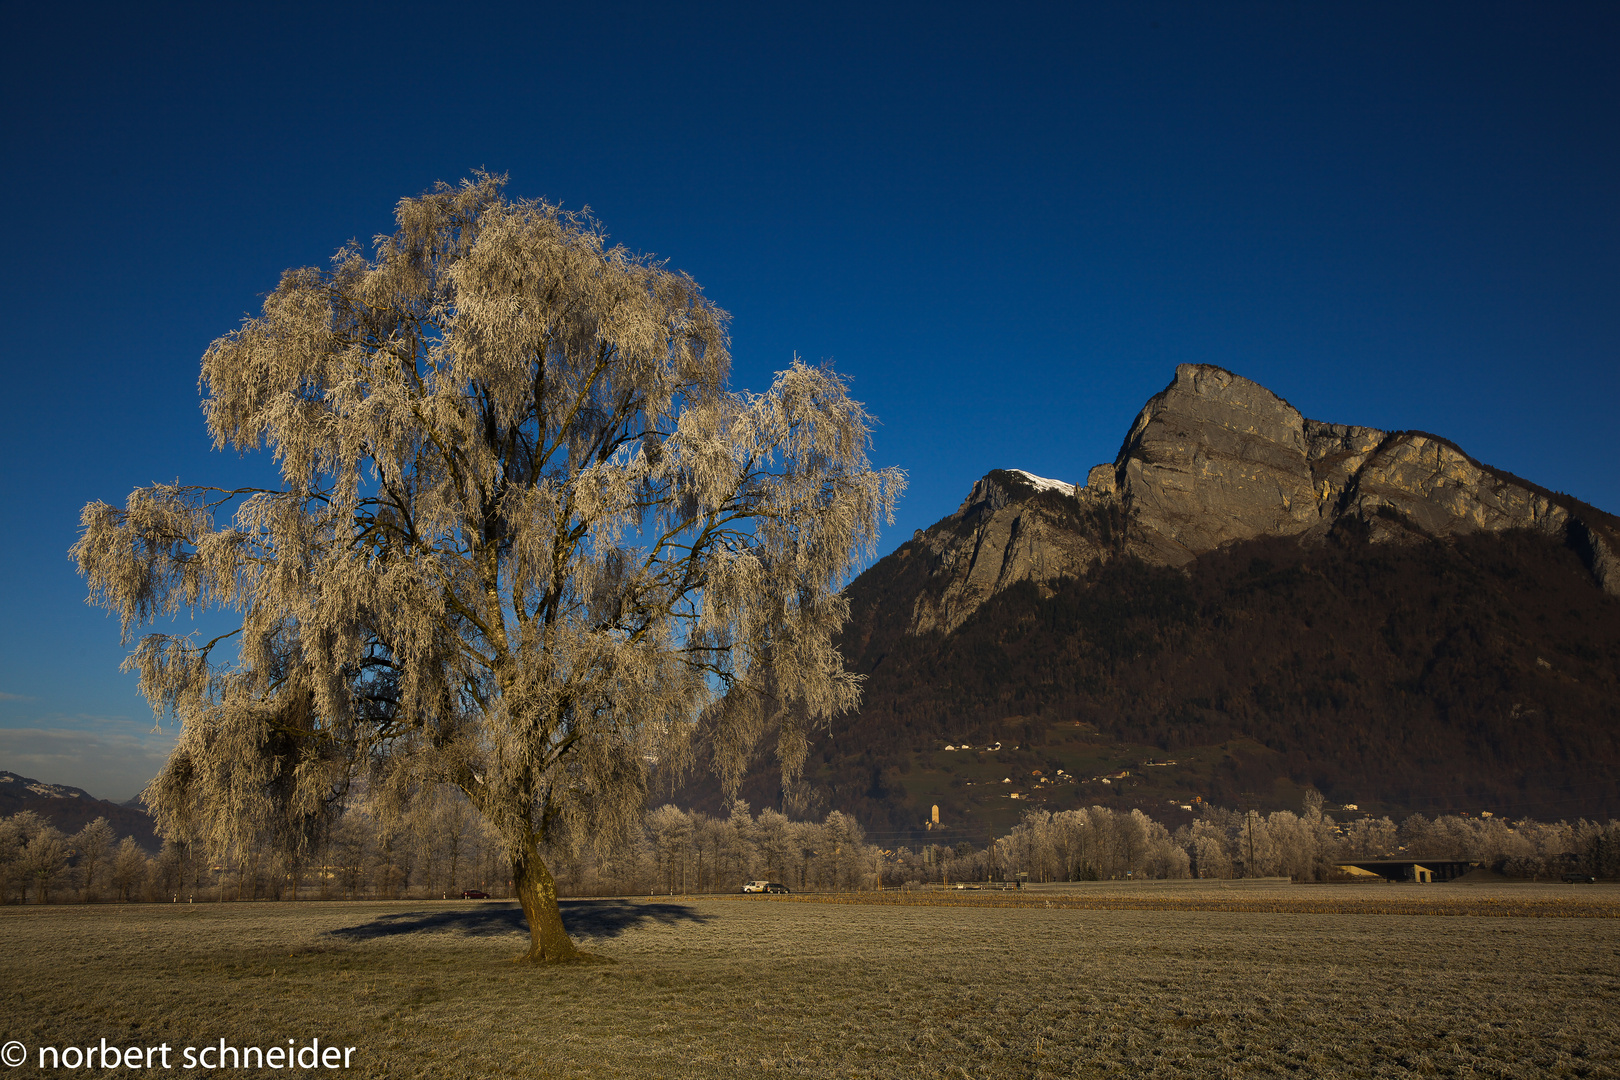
4;883;1619;1078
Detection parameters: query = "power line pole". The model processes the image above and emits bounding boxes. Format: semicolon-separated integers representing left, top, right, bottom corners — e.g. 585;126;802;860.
1240;791;1258;878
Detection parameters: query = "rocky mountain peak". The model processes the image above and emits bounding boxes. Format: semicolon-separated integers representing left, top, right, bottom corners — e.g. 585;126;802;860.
898;364;1619;634
955;469;1076;516
1116;364;1322;563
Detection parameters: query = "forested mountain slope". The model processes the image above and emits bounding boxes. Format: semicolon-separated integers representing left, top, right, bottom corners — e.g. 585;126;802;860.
677;367;1620;838
0;772;160;851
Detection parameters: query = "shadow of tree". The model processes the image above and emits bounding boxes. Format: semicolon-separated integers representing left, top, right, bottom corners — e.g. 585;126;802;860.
328;900;713;941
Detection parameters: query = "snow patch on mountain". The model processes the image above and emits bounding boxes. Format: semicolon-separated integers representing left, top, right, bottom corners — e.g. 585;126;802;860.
1007;469;1075;497
1;772;87;799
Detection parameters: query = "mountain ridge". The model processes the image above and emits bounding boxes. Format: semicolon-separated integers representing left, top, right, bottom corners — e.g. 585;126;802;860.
903;364;1618;635
0;771;161;850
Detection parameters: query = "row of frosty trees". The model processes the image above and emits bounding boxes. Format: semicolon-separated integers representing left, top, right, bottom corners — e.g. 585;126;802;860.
6;796;1617;903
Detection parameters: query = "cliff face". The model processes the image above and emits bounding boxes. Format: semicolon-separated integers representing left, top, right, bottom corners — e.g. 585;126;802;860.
902;364;1619;633
1115;364;1326;563
905;470;1117;635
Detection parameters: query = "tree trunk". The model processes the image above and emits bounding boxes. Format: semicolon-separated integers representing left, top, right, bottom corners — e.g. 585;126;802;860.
511;837;581;963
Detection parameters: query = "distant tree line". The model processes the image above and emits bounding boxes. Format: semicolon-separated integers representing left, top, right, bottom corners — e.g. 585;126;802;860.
3;795;1617;903
0;813;150;904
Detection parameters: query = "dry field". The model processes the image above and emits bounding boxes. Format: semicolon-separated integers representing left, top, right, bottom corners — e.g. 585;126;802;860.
3;882;1618;1079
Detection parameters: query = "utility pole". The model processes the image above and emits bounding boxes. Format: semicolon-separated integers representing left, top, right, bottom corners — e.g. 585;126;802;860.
1240;791;1258;878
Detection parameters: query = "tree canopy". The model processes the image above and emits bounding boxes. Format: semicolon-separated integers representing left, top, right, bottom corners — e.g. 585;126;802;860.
74;174;902;959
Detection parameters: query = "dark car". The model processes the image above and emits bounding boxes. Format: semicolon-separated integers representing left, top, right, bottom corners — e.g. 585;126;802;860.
461;889;490;899
763;882;789;894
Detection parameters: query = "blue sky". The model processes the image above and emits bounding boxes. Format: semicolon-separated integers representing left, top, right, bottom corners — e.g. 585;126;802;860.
2;2;1616;800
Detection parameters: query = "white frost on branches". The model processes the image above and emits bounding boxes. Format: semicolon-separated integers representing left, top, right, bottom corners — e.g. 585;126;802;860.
74;175;904;889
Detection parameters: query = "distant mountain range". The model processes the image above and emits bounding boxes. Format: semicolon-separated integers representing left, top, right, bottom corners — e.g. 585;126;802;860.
0;772;160;850
682;365;1620;838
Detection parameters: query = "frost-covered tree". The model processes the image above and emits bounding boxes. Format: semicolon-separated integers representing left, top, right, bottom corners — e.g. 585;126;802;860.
645;804;694;894
1182;819;1234;879
72;817;116;901
74;175;901;960
0;812;35;903
23;824;69;903
110;837;151;902
1339;815;1399;859
754;807;794;883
